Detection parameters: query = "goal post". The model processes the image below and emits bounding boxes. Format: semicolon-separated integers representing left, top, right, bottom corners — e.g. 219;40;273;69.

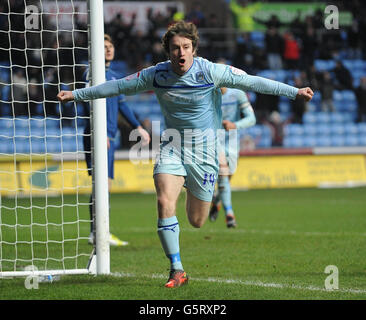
0;0;110;278
89;0;110;275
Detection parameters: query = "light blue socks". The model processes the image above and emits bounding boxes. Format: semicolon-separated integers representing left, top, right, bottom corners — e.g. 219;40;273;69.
218;176;234;216
157;216;183;271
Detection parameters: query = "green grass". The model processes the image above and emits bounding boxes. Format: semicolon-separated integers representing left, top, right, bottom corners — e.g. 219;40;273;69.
1;187;366;300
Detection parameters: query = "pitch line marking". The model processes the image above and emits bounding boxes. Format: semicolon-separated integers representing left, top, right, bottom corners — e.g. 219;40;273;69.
128;227;366;237
111;272;366;295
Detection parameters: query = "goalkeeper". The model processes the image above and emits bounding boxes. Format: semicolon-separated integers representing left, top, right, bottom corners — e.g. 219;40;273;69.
84;34;150;246
58;21;313;288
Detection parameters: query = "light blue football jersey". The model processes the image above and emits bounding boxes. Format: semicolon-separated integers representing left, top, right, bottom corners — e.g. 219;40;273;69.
221;88;249;123
73;57;298;136
72;57;298;200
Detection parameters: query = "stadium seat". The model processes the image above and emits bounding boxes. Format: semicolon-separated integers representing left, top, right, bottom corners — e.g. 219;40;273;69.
316;112;331;123
302;112;317;124
303;135;317;147
357;123;366;134
0;127;13;138
45;137;62;153
289;136;305;148
284;124;304;136
62;136;78;152
303;124;317;135
329;112;346;123
330;134;346;147
30;117;45;129
333;90;343;102
316;136;332;147
311;91;321;103
14;126;30;137
343;101;358;113
344;123;358;135
0;117;14;129
46;118;61;128
257;136;272;148
279;101;290;113
330;123;345;135
246;125;263;137
256;70;276;81
314;59;335;71
14;137;30;153
358;134;366;146
306;102;318;112
30;137;46;153
317;123;331;135
344;134;359;146
0;137;14;153
342;90;356;102
352;59;366;70
1;85;10;101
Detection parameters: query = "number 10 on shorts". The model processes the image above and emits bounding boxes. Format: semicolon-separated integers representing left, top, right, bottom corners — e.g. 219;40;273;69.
203;173;215;186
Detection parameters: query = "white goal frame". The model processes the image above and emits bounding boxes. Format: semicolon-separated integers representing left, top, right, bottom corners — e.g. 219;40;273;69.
0;0;110;278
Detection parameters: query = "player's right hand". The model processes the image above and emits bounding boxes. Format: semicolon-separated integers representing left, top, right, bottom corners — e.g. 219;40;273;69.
57;90;74;102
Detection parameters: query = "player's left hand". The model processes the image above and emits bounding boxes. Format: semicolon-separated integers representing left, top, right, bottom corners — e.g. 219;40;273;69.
137;126;151;146
222;120;237;131
296;87;314;102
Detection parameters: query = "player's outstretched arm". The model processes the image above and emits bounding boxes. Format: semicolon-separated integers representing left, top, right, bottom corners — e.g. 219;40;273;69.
296;87;314;101
57;90;74;103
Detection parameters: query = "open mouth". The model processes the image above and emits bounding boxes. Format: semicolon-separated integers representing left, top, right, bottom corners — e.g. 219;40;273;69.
179;58;185;65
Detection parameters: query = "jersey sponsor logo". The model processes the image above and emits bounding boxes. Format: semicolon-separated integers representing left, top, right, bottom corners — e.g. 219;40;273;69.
229;66;246;76
153;70;214;89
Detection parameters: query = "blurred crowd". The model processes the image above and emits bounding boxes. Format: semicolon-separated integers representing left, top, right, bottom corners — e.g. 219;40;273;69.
1;0;366;149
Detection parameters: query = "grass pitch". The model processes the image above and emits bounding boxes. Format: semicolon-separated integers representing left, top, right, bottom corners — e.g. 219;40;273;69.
0;187;366;300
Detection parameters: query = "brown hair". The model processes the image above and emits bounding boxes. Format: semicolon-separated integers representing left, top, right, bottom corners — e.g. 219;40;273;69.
104;34;113;45
161;21;199;56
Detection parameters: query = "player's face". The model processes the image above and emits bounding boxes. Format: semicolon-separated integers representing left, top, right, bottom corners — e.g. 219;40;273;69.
104;40;115;63
169;35;195;75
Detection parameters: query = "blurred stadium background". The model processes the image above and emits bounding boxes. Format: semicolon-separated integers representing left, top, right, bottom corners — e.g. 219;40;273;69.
1;0;366;300
1;0;366;192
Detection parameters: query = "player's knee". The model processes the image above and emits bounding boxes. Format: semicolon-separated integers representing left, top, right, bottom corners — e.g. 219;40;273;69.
157;195;175;214
188;214;205;228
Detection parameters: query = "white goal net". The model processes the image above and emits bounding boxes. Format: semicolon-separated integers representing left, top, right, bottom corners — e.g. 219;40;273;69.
0;0;108;277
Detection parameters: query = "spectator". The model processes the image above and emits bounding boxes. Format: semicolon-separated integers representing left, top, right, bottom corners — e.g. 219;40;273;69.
265;26;283;70
264;111;287;147
333;60;353;90
12;68;27;116
306;64;323;91
300;27;318;70
291;76;308;122
233;32;254;73
186;2;205;27
282;31;300;70
254;14;283;30
355;76;366;122
254;91;279;124
319;71;335;112
28;78;43;117
229;0;262;33
240;134;255;151
347;19;363;59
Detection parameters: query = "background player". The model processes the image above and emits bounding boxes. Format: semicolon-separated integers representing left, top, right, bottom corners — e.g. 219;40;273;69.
210;59;256;228
58;21;313;288
84;34;150;246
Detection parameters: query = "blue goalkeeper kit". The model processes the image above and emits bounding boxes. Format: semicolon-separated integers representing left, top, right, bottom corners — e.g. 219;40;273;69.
83;66;141;179
73;57;298;201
